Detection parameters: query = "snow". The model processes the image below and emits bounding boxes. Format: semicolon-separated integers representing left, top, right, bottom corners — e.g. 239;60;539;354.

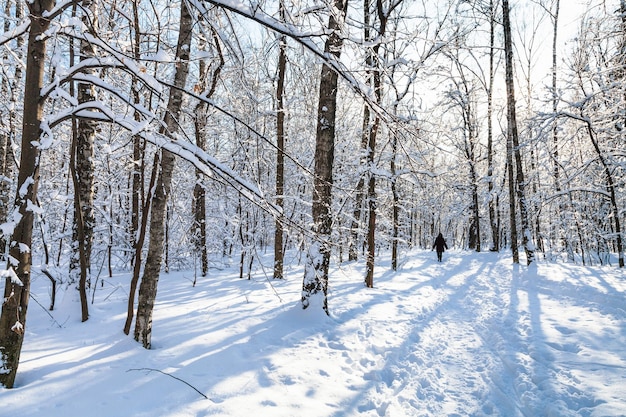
2;250;625;416
0;268;22;286
144;50;174;63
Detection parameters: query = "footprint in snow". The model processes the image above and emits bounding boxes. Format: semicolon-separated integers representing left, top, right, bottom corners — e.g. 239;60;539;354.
555;325;576;335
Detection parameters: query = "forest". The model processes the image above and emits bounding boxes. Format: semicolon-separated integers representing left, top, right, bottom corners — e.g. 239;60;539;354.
0;0;624;389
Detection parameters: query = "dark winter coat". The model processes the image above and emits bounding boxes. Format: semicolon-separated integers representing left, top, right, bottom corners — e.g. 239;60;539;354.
432;233;448;253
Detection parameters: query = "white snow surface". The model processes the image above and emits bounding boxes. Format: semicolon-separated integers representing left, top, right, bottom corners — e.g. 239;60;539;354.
1;250;625;416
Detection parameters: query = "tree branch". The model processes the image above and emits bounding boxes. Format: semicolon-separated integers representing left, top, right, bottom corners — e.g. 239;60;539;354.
127;368;213;401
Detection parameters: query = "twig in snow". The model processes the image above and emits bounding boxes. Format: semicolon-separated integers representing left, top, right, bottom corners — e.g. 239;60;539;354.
127;368;213;402
29;292;63;328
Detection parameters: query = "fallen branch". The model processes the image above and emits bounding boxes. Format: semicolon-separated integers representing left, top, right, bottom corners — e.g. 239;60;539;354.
127;368;213;401
29;292;63;328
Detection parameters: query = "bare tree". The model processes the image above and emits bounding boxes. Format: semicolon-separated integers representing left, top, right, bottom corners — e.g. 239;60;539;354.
69;0;100;322
582;120;624;268
502;0;534;265
487;0;500;252
348;0;375;265
302;0;349;314
556;2;626;267
129;0;147;267
444;52;481;252
363;0;380;288
0;0;55;388
0;0;22;259
134;0;193;348
363;0;402;287
193;22;223;278
274;0;287;279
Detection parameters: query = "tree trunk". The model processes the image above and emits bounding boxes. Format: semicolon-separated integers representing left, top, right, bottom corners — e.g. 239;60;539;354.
449;54;480;252
134;1;193;348
124;153;159;335
503;0;518;264
502;0;534;265
390;129;399;271
0;0;55;389
549;0;563;254
364;77;380;287
349;0;373;264
130;0;145;269
69;0;99;322
461;66;480;253
193;129;208;277
584;121;624;267
364;0;392;288
364;61;381;287
274;0;287;279
469;160;481;252
302;0;348;314
551;0;560;190
0;0;22;259
349;108;369;262
487;0;499;252
193;25;222;279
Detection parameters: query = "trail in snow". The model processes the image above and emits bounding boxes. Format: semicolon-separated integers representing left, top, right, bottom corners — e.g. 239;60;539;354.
1;250;624;417
326;252;625;417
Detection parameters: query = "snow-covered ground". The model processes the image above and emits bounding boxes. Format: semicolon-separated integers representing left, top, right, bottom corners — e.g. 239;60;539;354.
1;250;625;416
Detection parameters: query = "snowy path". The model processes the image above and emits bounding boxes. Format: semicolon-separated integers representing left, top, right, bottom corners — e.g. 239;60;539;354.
2;250;625;417
327;252;626;416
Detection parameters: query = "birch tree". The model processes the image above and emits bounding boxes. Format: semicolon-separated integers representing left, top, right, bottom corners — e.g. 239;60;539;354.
544;0;562;251
69;0;100;322
487;0;500;251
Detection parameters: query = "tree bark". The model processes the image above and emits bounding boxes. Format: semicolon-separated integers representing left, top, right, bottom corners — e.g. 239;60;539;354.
349;0;373;264
583;121;624;267
487;0;499;252
548;0;564;254
390;128;399;270
468;150;481;252
193;25;222;279
0;0;22;259
124;152;159;335
502;0;534;265
0;0;55;388
130;0;145;269
134;1;193;348
458;63;481;253
69;0;99;322
551;0;560;192
364;0;393;287
302;0;348;314
274;0;287;279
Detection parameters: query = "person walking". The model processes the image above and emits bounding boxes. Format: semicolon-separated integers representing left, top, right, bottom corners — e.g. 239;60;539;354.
432;232;448;262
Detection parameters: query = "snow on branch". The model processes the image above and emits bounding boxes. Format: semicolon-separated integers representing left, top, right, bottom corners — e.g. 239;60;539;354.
0;21;30;47
0;268;23;287
544;187;612;202
153;133;284;220
193;0;388;119
43;94;286;225
41;55;164;103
